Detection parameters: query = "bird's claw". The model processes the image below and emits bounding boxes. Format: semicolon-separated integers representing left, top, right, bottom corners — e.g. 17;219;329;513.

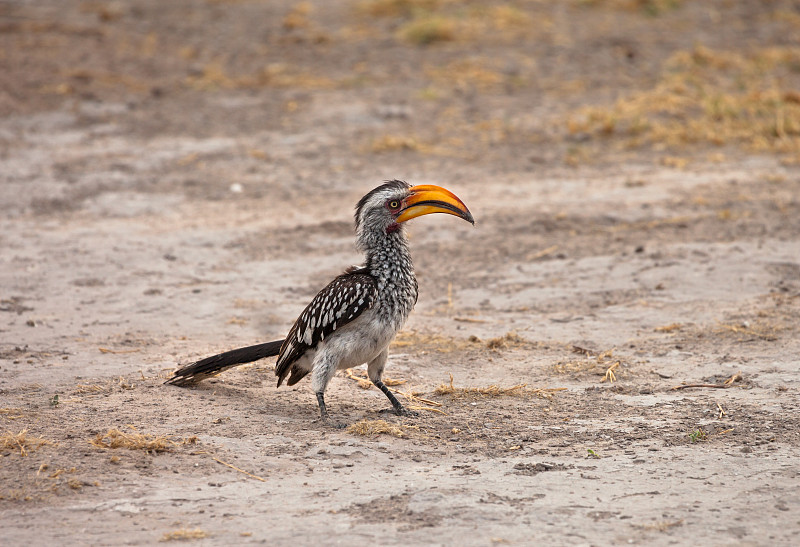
391;406;418;417
378;406;415;417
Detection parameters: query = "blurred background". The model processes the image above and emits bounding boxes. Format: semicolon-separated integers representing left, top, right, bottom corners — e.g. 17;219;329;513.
2;0;798;214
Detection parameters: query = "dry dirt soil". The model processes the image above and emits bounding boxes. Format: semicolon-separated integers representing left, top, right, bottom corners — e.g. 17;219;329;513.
2;1;800;545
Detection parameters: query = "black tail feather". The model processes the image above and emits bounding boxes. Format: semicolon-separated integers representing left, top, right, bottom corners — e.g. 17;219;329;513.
166;340;284;386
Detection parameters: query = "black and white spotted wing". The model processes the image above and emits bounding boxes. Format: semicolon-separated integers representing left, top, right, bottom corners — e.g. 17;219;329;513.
275;269;377;386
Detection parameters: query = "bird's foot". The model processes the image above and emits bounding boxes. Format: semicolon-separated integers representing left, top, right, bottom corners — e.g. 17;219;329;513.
373;380;417;417
379;406;418;417
397;407;419;417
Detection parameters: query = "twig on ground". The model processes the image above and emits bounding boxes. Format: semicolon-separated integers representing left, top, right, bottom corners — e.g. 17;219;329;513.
392;389;442;407
527;245;558;260
601;361;620;383
211;456;266;482
407;405;447;415
345;368;407;389
672;371;743;391
344;368;373;389
724;371;742;385
453;317;488;323
98;347;140;354
672;383;731;390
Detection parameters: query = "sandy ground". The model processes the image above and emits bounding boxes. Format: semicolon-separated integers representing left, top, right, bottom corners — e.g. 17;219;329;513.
2;1;800;545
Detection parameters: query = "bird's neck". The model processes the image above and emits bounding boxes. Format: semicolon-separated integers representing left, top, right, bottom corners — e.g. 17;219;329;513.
363;229;414;284
361;229;418;327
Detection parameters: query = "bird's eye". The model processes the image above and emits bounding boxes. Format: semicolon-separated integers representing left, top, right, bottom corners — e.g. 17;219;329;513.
387;200;401;210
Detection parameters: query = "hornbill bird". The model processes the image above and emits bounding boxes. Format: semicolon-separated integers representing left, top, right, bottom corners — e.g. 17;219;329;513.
166;180;474;419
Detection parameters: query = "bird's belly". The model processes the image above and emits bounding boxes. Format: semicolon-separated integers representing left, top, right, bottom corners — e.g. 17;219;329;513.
318;314;397;370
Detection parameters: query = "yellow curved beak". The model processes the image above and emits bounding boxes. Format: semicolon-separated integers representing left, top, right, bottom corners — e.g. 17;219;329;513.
395;184;475;225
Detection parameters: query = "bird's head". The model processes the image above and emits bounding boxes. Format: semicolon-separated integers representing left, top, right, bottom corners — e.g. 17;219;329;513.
354;180;474;248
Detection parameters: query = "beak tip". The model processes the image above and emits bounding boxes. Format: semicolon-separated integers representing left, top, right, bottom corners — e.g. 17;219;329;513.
400;184;475;227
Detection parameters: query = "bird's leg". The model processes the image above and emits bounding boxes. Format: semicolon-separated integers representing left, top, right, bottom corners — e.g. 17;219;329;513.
316;392;329;420
367;349;416;417
315;391;346;428
372;379;415;416
311;356;339;422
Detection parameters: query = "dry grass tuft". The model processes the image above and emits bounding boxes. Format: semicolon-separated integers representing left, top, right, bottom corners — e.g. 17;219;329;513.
398;7;535;45
90;428;197;453
400;15;455;45
73;384;105;394
160;529;209;542
185;62;336;92
714;320;782;341
361;1;538;45
485;331;529;350
654;323;683;333
345;368;374;389
0;408;25;420
346;419;408;438
366;132;476;158
91;429;172;453
1;430;54;456
282;2;312;30
566;45;800;159
369;134;423;153
358;0;444;19
425;59;506;92
635;519;685;531
602;361;620;383
435;373;564;399
554;347;625;382
579;0;684;16
660;156;688;169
